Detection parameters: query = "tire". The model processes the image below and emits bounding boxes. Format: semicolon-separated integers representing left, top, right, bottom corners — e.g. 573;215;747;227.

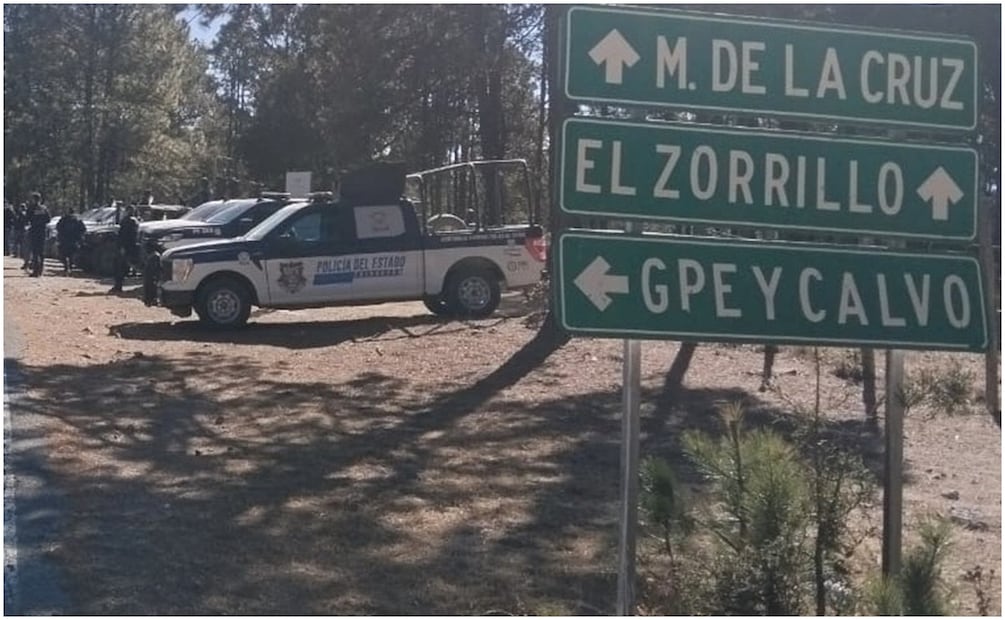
446;268;500;318
195;276;252;329
93;242;117;277
422;294;454;317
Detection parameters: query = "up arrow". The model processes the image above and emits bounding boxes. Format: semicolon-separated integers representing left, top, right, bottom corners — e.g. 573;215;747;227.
917;166;965;221
574;256;629;311
588;29;639;85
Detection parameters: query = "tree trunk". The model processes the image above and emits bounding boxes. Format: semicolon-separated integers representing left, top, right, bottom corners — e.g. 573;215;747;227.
861;348;877;423
665;342;698;395
760;344;778;391
82;5;98;208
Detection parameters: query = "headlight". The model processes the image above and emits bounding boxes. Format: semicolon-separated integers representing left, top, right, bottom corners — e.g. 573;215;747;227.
171;258;194;283
161;232;184;242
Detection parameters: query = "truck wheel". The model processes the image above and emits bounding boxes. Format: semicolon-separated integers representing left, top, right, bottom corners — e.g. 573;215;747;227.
196;276;251;329
93;242;117;276
422;295;454;317
447;268;500;318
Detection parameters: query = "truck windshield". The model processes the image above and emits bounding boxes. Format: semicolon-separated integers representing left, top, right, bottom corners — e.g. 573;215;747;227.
181;200;230;221
203;200;256;224
244;203;305;240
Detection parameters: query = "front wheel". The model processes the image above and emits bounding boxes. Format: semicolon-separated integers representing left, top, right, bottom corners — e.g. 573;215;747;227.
446;268;500;318
422;295;454;317
195;276;252;329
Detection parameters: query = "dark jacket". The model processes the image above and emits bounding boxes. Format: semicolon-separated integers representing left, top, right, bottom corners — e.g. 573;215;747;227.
117;214;140;249
57;213;86;245
28;205;50;243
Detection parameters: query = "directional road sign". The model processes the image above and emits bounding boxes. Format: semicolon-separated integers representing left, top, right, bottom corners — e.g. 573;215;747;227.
558;231;988;352
563;6;978;130
561;117;979;240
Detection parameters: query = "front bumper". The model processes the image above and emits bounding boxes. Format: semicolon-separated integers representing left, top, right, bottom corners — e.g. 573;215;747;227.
159;287;195;317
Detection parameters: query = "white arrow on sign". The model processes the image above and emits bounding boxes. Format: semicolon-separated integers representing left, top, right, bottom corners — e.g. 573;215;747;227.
574;256;629;311
917;166;964;221
588;29;639;85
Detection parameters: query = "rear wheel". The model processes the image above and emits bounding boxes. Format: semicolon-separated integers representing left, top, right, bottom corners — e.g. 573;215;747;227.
446;268;500;318
195;276;252;329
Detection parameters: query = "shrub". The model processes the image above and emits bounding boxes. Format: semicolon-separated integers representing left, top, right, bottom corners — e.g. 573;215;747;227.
905;362;976;417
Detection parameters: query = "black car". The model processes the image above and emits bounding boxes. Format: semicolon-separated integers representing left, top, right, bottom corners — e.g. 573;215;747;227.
78;204;189;276
137;193;299;257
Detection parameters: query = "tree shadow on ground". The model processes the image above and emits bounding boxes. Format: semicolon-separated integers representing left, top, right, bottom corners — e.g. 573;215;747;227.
11;331;889;615
108;314;512;350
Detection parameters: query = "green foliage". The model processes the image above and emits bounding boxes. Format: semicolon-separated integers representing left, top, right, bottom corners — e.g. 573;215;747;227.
5;4;546;216
675;402;812;614
4;5;225;207
863;575;904;616
860;518;955;616
639;456;692;553
832;349;864;383
643;399;885;616
901;517;954;616
903;362;977;417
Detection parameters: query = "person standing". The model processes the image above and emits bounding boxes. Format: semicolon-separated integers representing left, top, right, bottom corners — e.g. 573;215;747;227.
16;203;30;267
110;204;139;293
56;208;86;273
3;202;14;256
26;192;50;277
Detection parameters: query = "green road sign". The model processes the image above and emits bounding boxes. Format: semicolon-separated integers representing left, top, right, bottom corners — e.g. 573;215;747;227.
563;6;977;130
561;118;978;241
558;231;988;352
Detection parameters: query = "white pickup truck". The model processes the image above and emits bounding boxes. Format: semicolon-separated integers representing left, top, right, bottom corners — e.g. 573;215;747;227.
148;162;547;328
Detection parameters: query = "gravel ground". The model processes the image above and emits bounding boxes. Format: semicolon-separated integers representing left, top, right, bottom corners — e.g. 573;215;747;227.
2;256;1000;614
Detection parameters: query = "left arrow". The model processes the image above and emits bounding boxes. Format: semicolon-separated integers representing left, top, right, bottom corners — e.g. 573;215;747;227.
588;29;640;85
574;256;629;311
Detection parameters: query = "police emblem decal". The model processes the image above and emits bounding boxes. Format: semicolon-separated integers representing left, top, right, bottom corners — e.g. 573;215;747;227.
237;251;251;265
277;261;307;294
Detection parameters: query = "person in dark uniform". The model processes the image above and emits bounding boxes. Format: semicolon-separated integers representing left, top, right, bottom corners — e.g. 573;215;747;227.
188;176;211;207
110;204;139;292
3;202;14;256
56;208;86;273
26;192;50;277
16;203;30;268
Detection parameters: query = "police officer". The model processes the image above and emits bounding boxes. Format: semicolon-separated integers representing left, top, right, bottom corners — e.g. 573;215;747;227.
16;203;30;268
26;192;50;277
14;203;28;259
110;204;139;293
56;208;86;273
3;202;14;256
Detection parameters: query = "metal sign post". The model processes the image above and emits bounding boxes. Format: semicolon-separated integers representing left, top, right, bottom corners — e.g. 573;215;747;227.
882;349;905;576
616;217;642;616
617;336;641;615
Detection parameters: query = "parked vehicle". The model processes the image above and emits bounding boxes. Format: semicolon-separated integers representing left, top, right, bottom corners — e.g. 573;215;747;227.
44;206;119;259
147;161;547;328
77;204;189;276
139;193;299;260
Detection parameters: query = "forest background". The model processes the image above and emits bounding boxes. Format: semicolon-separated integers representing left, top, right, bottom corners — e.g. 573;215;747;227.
3;3;1000;229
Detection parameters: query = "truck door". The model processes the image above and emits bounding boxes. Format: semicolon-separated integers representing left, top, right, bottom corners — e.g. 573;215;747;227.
261;206;356;306
344;204;423;301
